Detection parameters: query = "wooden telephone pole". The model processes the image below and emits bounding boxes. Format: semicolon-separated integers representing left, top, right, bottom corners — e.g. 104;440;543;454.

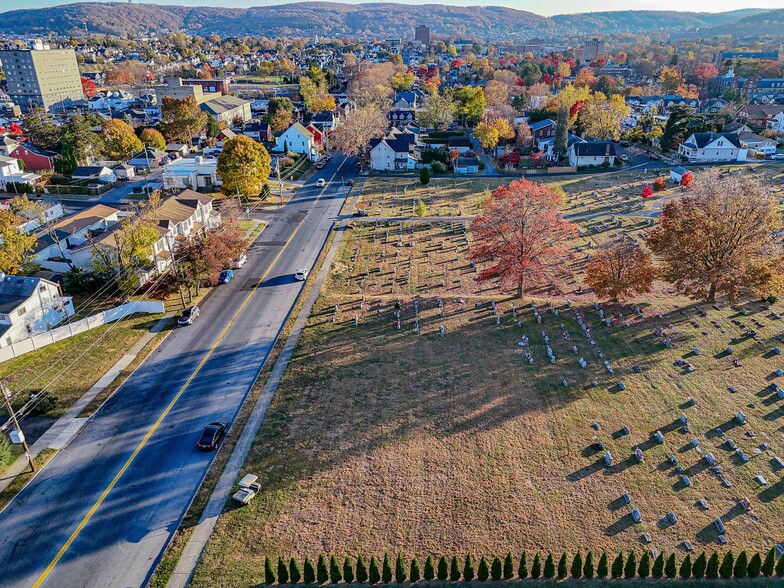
1;383;35;472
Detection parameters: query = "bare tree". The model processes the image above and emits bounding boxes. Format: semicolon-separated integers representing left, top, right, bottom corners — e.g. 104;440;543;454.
330;107;387;170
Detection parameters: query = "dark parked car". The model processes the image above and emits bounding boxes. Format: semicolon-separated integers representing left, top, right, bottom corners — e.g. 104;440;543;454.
178;305;200;326
196;422;227;451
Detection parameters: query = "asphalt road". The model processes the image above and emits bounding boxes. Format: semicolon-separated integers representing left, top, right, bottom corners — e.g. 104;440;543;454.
0;155;354;588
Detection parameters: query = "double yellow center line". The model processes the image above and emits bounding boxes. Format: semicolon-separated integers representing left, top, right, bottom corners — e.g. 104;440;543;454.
32;158;346;588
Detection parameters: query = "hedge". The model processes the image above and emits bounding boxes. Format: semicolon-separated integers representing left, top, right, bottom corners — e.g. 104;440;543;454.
255;550;783;584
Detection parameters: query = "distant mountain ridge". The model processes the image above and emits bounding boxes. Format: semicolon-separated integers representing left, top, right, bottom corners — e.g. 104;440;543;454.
0;2;779;40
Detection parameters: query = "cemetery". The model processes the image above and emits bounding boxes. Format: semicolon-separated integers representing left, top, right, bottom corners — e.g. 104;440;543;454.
192;170;784;586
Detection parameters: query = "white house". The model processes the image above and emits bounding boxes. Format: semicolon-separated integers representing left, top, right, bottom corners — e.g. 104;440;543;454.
0;155;41;191
0;198;64;233
670;166;691;183
567;141;617;167
739;132;778;156
766;111;784;133
678;132;745;163
162;156;222;191
274;122;317;159
0;274;75;347
369;137;418;171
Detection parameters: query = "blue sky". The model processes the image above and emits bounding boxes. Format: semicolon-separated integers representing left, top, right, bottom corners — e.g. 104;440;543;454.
3;0;784;16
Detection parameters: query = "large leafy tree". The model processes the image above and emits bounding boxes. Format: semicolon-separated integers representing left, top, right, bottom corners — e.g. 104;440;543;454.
647;169;784;302
470;178;577;297
81;76;97;98
586;240;657;301
579;92;630;141
0;209;37;274
417;92;458;131
23;106;60;151
217;136;271;198
454;86;486;126
299;76;336;114
102;118;143;161
660;105;707;152
59;113;105;170
330;106;387;168
139;128;166;151
160;96;207;144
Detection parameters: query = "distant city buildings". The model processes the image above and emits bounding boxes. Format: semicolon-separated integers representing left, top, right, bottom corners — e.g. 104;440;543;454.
415;25;431;47
154;77;222;105
0;40;83;111
580;38;605;62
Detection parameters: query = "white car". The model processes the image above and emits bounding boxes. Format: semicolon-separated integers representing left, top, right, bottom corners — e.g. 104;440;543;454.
772;153;784;160
316;178;326;187
620;154;629;162
294;268;310;281
232;253;247;269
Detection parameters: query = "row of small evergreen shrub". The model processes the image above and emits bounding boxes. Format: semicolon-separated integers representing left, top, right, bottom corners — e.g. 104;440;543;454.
261;549;784;584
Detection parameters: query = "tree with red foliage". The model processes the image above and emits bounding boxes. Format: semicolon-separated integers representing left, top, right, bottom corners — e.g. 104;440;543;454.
694;63;719;86
470;178;577;297
81;77;97;99
586;240;657;301
8;122;22;136
530;150;548;168
653;177;667;192
451;59;462;70
541;73;552;86
641;184;653;199
569;99;584;120
680;171;694;187
498;151;521;170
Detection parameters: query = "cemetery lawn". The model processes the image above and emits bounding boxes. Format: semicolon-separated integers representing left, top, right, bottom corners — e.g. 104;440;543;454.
190;171;784;588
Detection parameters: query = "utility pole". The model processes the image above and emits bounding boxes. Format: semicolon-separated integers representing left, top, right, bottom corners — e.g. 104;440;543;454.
275;157;283;207
165;234;189;308
1;383;35;473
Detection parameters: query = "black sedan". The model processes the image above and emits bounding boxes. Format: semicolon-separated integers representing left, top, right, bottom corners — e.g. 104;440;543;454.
196;421;227;451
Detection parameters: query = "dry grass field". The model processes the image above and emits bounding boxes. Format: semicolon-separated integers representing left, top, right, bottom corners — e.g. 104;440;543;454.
191;170;784;588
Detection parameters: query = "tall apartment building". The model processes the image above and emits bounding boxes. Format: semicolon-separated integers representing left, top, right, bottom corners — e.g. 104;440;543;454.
415;25;431;47
0;40;84;111
155;77;222;105
581;38;606;62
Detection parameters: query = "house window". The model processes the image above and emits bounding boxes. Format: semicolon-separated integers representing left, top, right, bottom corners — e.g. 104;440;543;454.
17;306;26;317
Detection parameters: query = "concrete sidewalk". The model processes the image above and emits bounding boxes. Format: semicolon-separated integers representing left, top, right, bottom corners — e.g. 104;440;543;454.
166;196;357;588
0;313;173;496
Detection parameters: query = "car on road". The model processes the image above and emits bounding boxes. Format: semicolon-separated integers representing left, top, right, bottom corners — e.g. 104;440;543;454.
178;306;200;326
232;253;247;269
620;154;629;162
218;269;234;284
316;178;326;187
772;153;784;160
346;179;355;186
294;267;310;281
649;154;660;160
619;140;630;147
196;422;227;451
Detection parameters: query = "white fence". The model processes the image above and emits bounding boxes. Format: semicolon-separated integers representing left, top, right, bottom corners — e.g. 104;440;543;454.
0;300;165;364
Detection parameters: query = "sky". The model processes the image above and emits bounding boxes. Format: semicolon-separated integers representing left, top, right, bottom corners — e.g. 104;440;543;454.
2;0;784;16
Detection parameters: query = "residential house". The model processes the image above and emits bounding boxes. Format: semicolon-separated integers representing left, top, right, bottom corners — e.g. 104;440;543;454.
111;162;136;180
660;95;699;114
274;122;316;158
310;111;338;130
388;110;416;127
625;96;662;115
678;132;745;162
736;104;784;130
240;121;273;143
0;198;63;233
741;78;784;103
0;135;19;157
8;142;57;171
369;136;418;171
200;95;252;124
568;141;617;167
448;136;472;154
165;143;190;158
529;119;556;144
392;91;422;110
0;274;75;347
71;165;116;183
0;155;41;191
699;98;729;115
722;121;753;134
162;156;222;191
455;152;480;174
128;147;169;171
739;132;778;156
767;111;784;133
35;204;122;269
670;166;690;183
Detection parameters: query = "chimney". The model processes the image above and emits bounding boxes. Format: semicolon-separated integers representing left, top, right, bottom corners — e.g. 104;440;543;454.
605;143;610;156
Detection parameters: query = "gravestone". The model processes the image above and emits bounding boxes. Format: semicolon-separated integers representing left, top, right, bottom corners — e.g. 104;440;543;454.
604;450;613;467
634;448;644;463
632;508;642;523
736;410;747;425
654;431;664;444
666;511;677;524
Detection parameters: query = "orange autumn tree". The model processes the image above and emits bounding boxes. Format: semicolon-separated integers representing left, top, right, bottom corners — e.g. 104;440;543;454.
653;176;667;191
470;178;577;297
585;240;657;301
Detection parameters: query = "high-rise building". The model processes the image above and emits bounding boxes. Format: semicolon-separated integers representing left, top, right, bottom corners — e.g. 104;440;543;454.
415;25;431;47
581;38;606;62
0;40;84;111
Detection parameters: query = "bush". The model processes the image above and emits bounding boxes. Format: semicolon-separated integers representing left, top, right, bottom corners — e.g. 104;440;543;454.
394;554;406;583
571;551;582;579
343;556;354;583
356;556;367;583
382;554;392;583
477;556;489;581
410;557;420;583
720;551;734;579
503;553;514;579
264;556;276;584
530;553;541;579
278;556;289;583
490;556;502;580
557;553;568;579
543;553;555;579
317;554;329;584
414;199;427;217
680;553;692;579
431;161;446;174
329;554;341;583
583;551;594;579
776;551;784;576
665;553;677;578
517;552;528;579
424;555;435;581
597;552;608;578
762;548;776;577
303;557;315;583
29;393;59;415
734;551;748;578
419;166;430;186
624;551;637;579
611;552;624;579
463;554;475;581
693;552;706;579
748;552;762;578
290;557;302;583
707;552;720;579
437;556;448;581
369;556;380;584
652;552;665;579
450;556;461;581
653;176;667;191
638;551;651;578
